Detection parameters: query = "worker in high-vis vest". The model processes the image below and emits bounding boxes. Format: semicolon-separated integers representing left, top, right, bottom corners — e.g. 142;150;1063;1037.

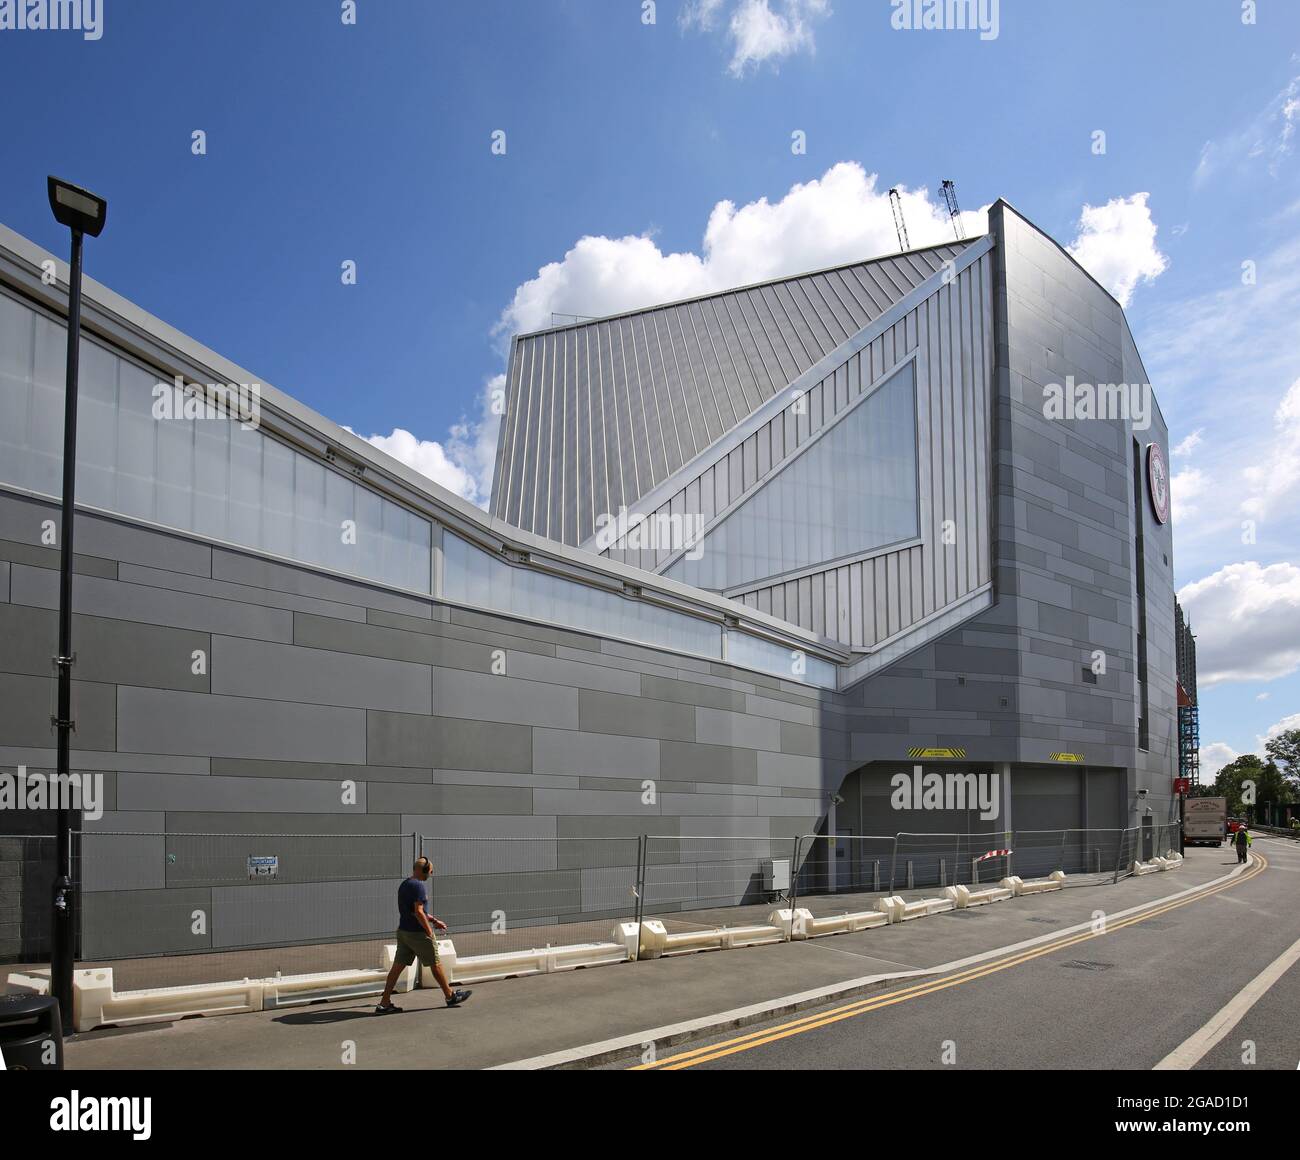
1233;826;1252;864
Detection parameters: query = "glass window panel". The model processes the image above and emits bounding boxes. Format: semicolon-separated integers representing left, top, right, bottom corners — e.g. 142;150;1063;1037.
154;403;194;531
440;533;723;661
0;293;35;490
727;630;836;690
192;415;230;541
76;341;118;511
27;312;66;495
0;289;433;596
114;362;157;521
227;420;263;546
323;466;354;575
260;437;295;556
664;361;919;592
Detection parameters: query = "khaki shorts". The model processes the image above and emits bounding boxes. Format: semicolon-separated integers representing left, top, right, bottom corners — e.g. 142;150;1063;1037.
394;928;440;967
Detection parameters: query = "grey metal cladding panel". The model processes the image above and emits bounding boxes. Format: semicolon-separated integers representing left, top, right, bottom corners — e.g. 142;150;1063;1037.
10;561;293;643
0;671;116;750
561;328;580;545
585;329;611;537
116;771;367;813
211;879;393;948
492;245;976;543
118;686;366;764
534;728;659;779
0;602;208;692
668;308;715;454
609;319;646;508
432;668;578;729
367;711;533;773
81;888;213;958
644;312;681;483
210;548;429;619
212;635;431;713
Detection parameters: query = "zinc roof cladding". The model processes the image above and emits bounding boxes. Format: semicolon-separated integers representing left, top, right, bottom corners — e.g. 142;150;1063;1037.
493;239;976;547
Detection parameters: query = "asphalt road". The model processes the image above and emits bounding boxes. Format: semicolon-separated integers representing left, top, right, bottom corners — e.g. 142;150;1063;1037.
631;836;1300;1070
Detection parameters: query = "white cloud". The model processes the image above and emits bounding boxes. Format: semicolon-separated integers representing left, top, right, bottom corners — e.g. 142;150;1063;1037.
496;162;987;337
1066;192;1168;307
1261;712;1300;746
1256;692;1271;701
1199;741;1239;780
1241;376;1300;523
727;0;828;75
680;0;831;76
1178;561;1300;685
1172;429;1203;457
1194;71;1300;187
1170;467;1207;522
347;372;505;509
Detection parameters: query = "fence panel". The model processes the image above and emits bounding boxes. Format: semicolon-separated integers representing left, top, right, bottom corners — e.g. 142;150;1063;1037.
419;835;640;957
889;831;1016;892
0;834;56;966
73;831;418;990
791;834;897;911
639;835;798;933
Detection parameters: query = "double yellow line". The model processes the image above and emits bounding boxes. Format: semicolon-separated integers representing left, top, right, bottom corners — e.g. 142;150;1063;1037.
634;853;1268;1070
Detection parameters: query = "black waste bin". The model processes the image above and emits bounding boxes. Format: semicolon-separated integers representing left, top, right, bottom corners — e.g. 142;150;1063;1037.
0;993;64;1070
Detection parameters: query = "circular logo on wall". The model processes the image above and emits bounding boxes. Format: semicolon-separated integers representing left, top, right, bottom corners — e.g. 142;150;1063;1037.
1147;442;1169;524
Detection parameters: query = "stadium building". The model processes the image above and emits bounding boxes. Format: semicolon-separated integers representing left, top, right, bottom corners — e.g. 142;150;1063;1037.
0;201;1178;964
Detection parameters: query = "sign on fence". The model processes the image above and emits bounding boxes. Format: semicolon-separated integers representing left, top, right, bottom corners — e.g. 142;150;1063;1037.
246;855;279;880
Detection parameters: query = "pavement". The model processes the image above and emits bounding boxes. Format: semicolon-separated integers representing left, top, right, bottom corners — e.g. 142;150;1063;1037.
58;842;1274;1070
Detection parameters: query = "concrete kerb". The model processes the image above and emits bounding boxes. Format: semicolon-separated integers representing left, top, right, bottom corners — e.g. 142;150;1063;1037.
491;853;1259;1070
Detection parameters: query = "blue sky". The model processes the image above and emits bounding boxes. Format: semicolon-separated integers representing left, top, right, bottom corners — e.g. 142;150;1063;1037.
1;0;1297;770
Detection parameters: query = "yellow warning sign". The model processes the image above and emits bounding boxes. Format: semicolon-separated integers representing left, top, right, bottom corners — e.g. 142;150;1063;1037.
907;747;968;759
1049;752;1085;763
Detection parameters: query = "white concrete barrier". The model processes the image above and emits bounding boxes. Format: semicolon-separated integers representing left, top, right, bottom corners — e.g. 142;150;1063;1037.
876;895;906;923
1130;860;1160;875
414;939;628;985
801;909;890;937
263;966;400;1010
768;908;814;940
1001;872;1065;896
73;968;265;1032
3;969;50;996
899;896;955;920
945;884;1014;908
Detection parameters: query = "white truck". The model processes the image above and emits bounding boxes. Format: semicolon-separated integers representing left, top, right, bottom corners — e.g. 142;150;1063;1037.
1184;796;1227;846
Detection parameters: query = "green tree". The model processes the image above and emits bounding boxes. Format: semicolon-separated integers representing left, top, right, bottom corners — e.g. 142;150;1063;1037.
1264;727;1300;793
1215;754;1296;824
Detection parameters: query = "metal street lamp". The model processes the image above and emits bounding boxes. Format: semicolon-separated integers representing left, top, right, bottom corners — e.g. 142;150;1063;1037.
46;176;107;1025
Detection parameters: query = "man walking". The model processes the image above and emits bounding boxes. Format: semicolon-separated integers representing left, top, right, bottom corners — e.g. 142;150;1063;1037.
376;856;471;1014
1233;826;1252;864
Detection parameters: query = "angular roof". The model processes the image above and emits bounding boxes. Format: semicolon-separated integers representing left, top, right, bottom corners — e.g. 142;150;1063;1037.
491;239;977;547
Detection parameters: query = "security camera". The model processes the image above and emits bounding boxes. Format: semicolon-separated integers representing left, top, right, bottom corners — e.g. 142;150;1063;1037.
829;793;845;806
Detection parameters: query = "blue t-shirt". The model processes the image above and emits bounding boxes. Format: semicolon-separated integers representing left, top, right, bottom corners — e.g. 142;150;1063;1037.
397;876;429;932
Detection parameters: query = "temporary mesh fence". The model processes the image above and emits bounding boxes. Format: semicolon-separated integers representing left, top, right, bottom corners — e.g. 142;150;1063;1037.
72;831;418;990
0;833;56;965
639;835;799;933
418;835;640;958
13;821;1184;992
